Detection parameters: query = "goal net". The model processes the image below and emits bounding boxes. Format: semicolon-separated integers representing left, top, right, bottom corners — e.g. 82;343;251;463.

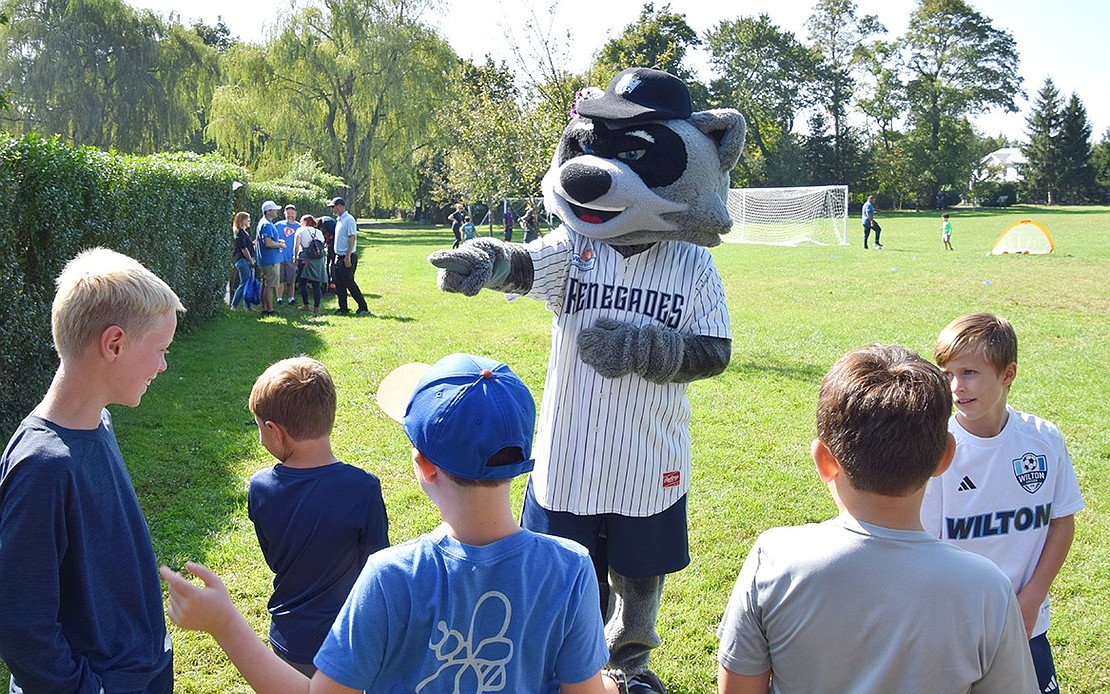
724;185;849;246
477;197;544;229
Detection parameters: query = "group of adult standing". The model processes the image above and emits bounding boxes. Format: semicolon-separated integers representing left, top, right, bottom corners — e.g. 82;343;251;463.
230;196;369;316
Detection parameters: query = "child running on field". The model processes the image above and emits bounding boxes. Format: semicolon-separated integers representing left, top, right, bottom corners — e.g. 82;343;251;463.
922;313;1084;694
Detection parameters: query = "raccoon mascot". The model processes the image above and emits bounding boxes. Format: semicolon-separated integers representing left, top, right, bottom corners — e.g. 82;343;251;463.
430;67;744;693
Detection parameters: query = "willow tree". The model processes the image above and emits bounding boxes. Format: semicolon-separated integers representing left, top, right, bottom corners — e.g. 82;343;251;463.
207;0;457;213
0;0;220;153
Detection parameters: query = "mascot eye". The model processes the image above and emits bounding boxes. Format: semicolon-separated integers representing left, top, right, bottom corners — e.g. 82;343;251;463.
617;149;646;161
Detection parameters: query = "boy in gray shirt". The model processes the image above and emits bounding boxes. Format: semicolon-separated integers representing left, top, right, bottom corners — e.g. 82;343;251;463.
716;344;1037;694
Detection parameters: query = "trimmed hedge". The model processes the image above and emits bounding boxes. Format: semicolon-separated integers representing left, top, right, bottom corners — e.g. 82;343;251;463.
238;180;332;220
0;133;243;439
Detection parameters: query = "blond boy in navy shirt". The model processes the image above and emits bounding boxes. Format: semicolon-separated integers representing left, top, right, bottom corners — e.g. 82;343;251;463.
0;248;183;693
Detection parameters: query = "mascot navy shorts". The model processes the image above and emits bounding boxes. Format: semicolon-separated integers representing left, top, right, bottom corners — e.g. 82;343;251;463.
521;478;689;577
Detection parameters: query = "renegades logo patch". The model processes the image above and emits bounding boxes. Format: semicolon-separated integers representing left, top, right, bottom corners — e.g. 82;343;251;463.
662;471;681;488
1013;452;1047;494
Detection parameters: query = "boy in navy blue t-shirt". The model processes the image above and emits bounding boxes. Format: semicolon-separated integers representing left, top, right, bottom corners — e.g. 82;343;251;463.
246;356;389;676
0;248;184;693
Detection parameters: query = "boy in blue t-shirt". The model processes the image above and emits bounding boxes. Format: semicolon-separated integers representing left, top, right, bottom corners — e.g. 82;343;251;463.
461;215;477;241
161;353;617;693
246;356;389;676
0;248;184;693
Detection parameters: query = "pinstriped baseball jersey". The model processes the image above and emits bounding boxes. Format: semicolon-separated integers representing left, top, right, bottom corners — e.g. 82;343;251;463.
524;226;731;516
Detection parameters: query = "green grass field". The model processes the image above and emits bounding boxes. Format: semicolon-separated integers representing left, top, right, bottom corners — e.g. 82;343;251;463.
2;205;1108;692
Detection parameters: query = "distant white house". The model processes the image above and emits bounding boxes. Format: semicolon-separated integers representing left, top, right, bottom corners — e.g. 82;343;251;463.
979;147;1027;182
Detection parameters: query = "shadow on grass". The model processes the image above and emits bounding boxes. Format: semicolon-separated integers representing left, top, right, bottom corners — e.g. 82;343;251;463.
728;356;826;383
360;223;449;247
360;222;550;247
886;204;1110;219
113;310;328;569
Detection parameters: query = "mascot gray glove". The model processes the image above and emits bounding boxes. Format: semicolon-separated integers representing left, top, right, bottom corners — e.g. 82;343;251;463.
428;238;512;296
578;318;684;384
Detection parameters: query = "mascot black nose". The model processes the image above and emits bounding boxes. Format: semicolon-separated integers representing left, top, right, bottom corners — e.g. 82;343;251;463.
560;162;612;204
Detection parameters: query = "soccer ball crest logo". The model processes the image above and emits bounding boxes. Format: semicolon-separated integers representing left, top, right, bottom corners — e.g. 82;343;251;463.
1012;452;1048;494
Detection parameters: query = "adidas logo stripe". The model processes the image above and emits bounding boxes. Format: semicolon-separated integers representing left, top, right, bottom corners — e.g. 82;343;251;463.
956;476;977;492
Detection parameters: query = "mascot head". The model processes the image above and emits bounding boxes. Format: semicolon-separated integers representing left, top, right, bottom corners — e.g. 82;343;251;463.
542;67;745;247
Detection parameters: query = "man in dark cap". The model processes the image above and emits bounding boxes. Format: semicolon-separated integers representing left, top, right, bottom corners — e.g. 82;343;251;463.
328;197;369;315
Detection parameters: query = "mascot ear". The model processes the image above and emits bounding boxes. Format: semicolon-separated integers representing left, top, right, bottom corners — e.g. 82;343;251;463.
688;109;746;173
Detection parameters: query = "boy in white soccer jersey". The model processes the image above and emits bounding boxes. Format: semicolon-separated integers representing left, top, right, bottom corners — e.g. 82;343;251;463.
717;344;1036;694
922;313;1084;694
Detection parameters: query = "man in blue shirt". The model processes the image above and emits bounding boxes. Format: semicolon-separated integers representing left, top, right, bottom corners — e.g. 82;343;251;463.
862;195;882;250
328;197;369;315
257;201;287;316
274;204;301;307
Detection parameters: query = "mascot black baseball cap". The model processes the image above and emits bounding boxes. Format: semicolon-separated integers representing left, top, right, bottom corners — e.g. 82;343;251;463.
576;67;692;123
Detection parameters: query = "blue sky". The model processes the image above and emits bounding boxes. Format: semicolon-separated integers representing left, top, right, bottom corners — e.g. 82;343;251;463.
127;0;1109;143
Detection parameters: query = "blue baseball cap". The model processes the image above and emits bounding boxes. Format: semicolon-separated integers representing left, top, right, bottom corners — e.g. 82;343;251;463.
376;354;535;480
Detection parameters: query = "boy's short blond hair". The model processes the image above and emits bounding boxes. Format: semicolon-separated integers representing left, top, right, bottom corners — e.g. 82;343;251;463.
934;312;1017;374
52;247;185;361
817;344;952;496
249;356;336;440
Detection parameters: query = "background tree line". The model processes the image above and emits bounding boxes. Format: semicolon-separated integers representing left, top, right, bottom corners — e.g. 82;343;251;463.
1;0;1108;215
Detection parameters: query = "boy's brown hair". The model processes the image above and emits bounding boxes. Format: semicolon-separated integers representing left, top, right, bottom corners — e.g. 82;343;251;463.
249;356;336;440
934;312;1017;374
816;344;952;496
52;247;185;362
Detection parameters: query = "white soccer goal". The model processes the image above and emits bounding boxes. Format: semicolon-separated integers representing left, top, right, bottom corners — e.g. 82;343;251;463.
477;197;542;228
724;185;849;246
